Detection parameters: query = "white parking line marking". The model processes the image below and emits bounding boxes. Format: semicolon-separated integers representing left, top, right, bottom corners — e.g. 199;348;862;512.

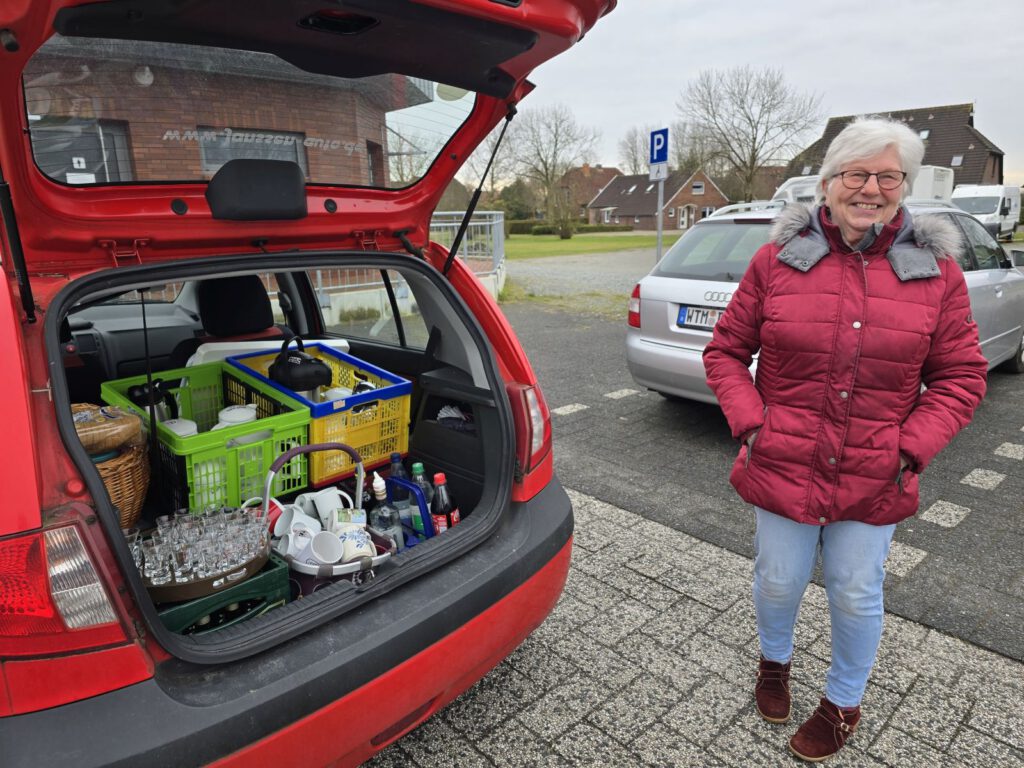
603;388;640;400
995;443;1024;460
885;541;927;577
921;500;971;528
552;403;589;416
960;469;1006;490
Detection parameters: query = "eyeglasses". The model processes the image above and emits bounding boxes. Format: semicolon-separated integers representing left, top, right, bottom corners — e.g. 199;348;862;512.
833;170;907;191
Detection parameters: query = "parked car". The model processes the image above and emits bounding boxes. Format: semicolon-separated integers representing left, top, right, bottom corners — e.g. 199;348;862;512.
0;1;616;766
627;202;1024;404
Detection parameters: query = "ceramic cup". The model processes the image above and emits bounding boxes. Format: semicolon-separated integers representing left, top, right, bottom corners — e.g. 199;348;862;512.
274;529;313;559
296;530;344;566
272;505;322;539
336;523;375;563
311;487;354;529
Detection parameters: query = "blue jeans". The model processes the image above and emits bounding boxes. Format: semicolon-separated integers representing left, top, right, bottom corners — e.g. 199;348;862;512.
753;506;896;707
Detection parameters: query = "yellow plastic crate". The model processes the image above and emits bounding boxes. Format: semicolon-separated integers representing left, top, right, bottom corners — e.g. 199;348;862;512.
227;344;411;485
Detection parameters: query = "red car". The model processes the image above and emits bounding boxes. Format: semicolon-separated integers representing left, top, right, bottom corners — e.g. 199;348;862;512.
0;1;615;765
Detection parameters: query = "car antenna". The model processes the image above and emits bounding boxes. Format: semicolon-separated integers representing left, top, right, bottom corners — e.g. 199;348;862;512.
443;105;516;276
138;288;164;496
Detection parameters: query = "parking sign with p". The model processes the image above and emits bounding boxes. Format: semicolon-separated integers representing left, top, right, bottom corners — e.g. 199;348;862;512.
649;128;668;165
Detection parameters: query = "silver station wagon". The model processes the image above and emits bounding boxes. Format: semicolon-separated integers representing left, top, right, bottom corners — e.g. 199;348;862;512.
626;202;1024;404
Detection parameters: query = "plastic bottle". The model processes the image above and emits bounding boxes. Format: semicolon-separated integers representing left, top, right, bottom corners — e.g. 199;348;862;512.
388;452;411;522
409;462;433;537
370;472;404;551
430;472;460;533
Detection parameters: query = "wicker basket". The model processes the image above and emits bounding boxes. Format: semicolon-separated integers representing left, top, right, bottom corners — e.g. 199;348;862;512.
95;445;150;529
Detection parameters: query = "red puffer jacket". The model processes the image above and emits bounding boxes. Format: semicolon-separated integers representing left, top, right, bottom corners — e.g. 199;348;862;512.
703;205;987;526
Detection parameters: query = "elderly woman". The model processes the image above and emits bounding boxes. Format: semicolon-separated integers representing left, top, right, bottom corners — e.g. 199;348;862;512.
703;117;987;762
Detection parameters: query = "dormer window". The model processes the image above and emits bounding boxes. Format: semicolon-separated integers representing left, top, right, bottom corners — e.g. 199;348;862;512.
626;184;637;194
801;165;812;175
645;184;654;193
951;155;963;167
919;129;930;139
692;181;705;195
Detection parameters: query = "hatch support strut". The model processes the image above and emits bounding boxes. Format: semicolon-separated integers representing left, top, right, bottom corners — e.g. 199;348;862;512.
443;105;516;276
0;175;36;323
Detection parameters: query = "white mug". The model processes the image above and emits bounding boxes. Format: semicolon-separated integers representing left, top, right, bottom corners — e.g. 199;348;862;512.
311;487;354;529
296;530;344;566
272;505;322;539
275;529;313;559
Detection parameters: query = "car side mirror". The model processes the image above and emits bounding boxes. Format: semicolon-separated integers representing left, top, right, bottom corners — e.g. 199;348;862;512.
1010;250;1024;269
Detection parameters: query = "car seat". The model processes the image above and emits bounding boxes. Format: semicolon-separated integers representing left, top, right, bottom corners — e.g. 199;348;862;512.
167;275;292;369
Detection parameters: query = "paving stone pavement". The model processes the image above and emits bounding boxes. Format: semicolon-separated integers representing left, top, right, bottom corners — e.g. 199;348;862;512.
367;489;1024;768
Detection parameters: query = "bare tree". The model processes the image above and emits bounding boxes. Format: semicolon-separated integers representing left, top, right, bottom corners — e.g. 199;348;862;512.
460;121;518;201
670;119;728;179
617;124;656;175
511;104;599;235
677;66;822;201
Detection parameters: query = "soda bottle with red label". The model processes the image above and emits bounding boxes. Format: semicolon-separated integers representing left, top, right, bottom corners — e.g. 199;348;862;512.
430;472;460;532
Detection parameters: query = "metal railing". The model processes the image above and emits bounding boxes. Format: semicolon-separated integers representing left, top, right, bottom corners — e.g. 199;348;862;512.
428;210;505;275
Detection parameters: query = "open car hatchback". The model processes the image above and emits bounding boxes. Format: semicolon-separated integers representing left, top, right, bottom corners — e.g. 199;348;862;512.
0;2;616;765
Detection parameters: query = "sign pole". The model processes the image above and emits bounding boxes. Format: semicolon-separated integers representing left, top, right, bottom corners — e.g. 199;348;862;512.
649;127;669;264
656;178;664;263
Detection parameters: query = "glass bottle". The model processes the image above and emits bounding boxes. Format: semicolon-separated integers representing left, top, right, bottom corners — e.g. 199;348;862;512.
409;462;433;537
370;472;404;551
388;452;412;529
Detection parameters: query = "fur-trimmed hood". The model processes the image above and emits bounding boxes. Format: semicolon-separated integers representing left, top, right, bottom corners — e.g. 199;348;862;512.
768;204;962;281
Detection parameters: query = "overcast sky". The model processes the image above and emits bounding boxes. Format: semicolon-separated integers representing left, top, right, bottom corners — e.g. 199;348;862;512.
522;0;1024;187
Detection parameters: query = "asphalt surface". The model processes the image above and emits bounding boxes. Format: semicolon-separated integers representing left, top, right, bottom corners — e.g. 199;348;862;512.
365;246;1024;767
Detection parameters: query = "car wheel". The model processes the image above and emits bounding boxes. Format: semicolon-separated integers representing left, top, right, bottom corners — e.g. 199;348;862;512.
1001;332;1024;374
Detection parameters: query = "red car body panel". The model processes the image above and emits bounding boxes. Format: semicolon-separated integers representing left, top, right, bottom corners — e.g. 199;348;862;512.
211;538;571;768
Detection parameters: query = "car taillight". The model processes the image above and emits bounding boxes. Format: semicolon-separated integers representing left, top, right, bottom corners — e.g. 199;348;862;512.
507;381;552;491
628;283;641;328
0;526;125;657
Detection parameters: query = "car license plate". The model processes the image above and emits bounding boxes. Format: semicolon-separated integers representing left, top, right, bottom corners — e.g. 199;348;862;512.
677;305;723;330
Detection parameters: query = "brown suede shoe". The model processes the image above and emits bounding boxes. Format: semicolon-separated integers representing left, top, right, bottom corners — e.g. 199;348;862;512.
755;656;791;723
789;697;861;762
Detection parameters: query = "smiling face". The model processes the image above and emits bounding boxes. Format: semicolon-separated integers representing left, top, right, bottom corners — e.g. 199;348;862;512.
823;144;904;246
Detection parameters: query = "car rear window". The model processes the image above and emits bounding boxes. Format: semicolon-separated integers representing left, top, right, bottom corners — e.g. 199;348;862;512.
653;221;772;281
23;35;475;189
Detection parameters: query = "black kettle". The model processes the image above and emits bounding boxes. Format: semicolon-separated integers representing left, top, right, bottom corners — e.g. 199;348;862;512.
268;335;332;401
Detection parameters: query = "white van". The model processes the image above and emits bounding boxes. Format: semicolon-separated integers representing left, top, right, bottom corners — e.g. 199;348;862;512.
952;184;1021;241
772;175;820;204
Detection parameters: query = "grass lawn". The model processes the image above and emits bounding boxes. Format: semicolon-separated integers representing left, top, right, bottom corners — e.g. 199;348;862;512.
505;232;681;259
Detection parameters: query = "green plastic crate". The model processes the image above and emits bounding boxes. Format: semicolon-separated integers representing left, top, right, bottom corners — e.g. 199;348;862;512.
101;362;310;512
156;553;290;634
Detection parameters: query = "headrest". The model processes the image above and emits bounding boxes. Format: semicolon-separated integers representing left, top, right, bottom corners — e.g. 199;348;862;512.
197;276;275;337
205;159;307;221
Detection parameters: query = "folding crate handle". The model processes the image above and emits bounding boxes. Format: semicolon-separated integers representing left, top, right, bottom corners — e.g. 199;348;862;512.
264;442;365;518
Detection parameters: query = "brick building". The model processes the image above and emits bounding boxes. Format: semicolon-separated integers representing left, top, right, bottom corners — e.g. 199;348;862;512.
588;169;729;230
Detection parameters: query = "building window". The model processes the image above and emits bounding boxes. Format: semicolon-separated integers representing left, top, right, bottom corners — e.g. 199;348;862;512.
626;184;637;194
801;165;812;175
951;155;963;167
667;208;674;217
645;183;655;193
701;206;715;219
692;181;705;195
603;210;611;224
919;129;930;139
366;140;385;186
634;216;640;224
199;126;309;177
614;216;620;224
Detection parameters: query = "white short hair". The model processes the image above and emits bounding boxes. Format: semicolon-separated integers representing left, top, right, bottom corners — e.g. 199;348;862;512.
816;116;925;204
